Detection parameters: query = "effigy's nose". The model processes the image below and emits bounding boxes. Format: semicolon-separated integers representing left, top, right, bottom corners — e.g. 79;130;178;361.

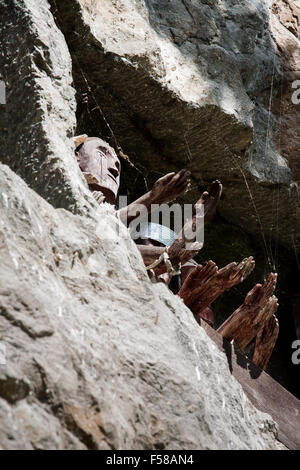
109;158;120;178
109;166;119;179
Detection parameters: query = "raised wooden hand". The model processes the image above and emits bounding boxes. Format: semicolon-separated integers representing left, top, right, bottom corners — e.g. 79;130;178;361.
217;273;278;350
149;169;191;204
118;169;191;226
168;181;222;260
179;257;255;313
148;181;223;276
202;180;223;223
252;314;279;370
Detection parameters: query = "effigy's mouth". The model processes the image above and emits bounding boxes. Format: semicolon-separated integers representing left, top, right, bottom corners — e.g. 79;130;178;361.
108;173;117;183
82;172;118;187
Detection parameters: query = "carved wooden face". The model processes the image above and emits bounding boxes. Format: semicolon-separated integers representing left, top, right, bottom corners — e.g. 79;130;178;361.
76;137;120;204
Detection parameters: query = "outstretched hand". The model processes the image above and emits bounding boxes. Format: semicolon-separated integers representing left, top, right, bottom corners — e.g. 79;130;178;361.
150;169;191;204
244;273;277;308
167;180;223;267
179;257;255;310
196;180;222;223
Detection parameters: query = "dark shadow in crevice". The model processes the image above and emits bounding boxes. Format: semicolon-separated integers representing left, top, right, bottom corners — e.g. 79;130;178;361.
222;337;233;374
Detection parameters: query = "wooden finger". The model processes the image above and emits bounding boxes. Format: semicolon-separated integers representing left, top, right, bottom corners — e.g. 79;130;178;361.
189;257;255;314
217;274;278;349
252;315;279;370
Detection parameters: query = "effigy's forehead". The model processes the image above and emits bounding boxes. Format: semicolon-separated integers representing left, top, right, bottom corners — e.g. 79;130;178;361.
85;137;117;156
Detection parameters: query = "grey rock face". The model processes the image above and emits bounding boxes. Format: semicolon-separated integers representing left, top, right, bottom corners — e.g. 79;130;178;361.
0;163;285;449
0;0;95;213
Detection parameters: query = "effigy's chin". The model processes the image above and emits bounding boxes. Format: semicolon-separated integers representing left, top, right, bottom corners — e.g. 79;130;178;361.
94;185;117;205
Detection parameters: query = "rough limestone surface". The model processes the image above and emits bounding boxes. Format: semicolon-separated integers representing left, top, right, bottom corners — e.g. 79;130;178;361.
0;0;95;213
51;0;299;250
271;1;300;201
0;163;285;450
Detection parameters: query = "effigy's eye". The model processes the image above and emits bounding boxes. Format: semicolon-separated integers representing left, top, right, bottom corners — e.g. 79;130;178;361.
96;149;106;160
98;146;109;156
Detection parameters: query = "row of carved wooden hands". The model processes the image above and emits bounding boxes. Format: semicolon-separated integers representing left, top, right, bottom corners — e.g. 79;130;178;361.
118;169;278;371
